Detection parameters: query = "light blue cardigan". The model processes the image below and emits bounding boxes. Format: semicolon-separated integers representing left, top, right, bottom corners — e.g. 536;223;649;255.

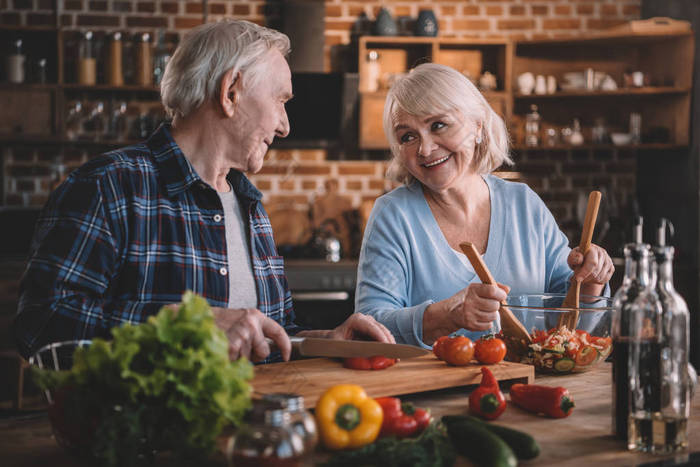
355;174;580;348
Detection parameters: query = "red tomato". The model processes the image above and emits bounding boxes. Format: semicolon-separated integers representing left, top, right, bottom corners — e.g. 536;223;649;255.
474;336;507;365
532;329;548;344
443;336;475;366
369;355;397;370
343;357;372;370
575;345;597;367
343;356;396;370
575;329;591;340
432;336;450;360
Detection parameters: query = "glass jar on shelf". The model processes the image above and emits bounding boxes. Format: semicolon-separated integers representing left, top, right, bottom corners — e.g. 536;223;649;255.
78;31;97;85
65;100;84;141
7;38;26;83
82;101;107;140
570;118;584;146
525;104;540;147
106;101;129;140
107;32;124;86
136;32;152;86
152;30;171;86
592;117;608;144
365;50;380;92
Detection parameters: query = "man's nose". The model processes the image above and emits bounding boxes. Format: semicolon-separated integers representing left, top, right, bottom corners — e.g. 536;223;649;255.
276;109;290;138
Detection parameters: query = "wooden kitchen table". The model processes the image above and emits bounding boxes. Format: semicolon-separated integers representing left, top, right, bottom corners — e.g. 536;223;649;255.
1;363;699;466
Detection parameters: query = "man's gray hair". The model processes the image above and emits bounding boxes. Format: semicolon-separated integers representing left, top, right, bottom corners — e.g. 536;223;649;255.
161;19;291;120
383;63;513;185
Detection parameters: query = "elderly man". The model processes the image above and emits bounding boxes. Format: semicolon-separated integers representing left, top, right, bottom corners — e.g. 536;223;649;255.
14;19;393;362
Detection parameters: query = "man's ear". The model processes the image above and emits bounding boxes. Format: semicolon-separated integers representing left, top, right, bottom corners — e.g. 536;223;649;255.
220;70;241;118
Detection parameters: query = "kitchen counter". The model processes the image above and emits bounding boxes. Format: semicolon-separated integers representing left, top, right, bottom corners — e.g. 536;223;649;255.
1;363;699;466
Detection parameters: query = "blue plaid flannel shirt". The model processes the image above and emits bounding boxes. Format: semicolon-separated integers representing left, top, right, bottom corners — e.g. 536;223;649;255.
15;124;300;360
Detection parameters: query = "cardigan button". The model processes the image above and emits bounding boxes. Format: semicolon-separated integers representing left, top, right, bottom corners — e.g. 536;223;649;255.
219;267;228;276
213;214;222;222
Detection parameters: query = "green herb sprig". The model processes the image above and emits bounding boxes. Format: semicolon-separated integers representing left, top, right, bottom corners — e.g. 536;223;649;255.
324;422;456;467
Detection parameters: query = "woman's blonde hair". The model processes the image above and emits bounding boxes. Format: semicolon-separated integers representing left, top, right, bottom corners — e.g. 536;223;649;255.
161;19;290;120
383;63;512;184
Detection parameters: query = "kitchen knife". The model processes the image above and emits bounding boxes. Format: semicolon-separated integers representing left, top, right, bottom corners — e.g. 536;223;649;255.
268;337;430;359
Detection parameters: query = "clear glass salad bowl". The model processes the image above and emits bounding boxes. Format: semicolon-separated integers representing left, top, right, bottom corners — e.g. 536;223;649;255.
498;293;613;375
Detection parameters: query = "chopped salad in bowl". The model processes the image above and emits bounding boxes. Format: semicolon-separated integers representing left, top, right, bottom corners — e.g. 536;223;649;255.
496;293;613;374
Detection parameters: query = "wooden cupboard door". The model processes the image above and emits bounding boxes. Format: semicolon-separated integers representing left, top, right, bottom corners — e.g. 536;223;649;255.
359;92;389;150
0;89;54;135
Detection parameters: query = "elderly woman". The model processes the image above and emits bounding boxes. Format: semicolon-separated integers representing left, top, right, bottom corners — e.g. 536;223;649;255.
355;63;614;348
15;19;393;363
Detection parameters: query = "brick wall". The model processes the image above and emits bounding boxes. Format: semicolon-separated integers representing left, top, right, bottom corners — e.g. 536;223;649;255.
1;0;642;246
2;0;642;70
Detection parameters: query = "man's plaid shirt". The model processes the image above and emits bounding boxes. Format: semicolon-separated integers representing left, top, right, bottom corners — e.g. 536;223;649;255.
15;124;298;359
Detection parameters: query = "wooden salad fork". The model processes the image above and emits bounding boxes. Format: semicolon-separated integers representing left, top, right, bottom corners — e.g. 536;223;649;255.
557;191;602;330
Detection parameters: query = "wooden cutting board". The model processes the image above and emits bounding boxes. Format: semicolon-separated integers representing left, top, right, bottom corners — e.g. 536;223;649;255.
252;355;534;406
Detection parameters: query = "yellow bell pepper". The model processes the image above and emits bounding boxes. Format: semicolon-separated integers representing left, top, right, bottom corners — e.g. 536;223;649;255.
315;384;383;450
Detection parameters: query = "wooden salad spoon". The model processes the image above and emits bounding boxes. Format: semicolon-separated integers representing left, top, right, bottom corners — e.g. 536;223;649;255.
460;242;532;345
557;190;602;330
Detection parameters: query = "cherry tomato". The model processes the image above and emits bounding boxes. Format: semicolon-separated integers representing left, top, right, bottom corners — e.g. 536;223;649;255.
343;357;372;370
443;336;475;366
575;345;598;367
474;335;507;365
575;329;592;340
343;356;397;370
432;336;450;360
369;355;397;370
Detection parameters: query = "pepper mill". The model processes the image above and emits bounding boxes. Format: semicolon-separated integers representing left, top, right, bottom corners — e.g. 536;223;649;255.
136;33;152;86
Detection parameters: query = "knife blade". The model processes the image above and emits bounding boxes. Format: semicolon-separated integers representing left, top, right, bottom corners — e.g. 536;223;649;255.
268;337;430;359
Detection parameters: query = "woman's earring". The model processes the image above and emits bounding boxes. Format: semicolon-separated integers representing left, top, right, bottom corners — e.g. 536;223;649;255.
476;135;482;144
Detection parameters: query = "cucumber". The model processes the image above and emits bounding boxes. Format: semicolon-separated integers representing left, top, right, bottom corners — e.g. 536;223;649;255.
442;416;517;467
554;357;575;373
444;415;540;460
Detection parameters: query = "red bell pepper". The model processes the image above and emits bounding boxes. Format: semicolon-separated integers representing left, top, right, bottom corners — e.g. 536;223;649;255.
343;355;397;371
509;383;575;418
468;366;507;420
375;397;431;438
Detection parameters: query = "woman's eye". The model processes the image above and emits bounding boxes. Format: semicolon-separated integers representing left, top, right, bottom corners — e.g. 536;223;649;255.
431;121;447;131
399;133;415;144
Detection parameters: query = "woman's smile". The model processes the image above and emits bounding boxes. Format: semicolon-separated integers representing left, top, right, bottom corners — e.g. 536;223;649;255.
421;153;453;168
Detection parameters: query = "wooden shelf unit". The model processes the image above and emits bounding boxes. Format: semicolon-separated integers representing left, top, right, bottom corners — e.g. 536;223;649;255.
0;26;164;144
357;31;693;150
512;32;693;147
